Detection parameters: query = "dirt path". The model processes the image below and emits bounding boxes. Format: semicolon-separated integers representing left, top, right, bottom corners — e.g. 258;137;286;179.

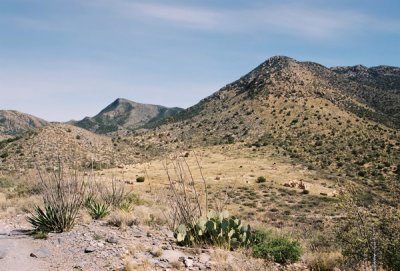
0;215;213;271
0;219;52;271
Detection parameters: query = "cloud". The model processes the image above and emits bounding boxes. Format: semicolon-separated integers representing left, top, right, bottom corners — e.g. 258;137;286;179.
134;3;220;29
90;1;400;41
245;5;367;40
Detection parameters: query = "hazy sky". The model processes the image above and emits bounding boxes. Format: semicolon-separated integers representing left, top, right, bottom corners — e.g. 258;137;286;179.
0;0;399;121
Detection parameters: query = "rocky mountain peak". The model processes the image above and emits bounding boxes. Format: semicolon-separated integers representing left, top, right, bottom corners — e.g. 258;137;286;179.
74;98;184;134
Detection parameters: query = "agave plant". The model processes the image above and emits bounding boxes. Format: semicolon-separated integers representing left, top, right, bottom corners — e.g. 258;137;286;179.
28;204;63;232
86;199;111;219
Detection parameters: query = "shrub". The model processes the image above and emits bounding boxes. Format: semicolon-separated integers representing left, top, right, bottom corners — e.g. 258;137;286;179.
107;210;138;228
302;189;310;194
164;154;207;230
0;176;14;188
305;251;342;271
31;230;49;240
87;178;135;211
336;184;400;270
252;230;303;265
136;176;145;183
27;165;86;232
256;176;266;183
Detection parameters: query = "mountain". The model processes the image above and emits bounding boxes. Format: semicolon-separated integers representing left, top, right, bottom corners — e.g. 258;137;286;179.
74;98;184;134
331;64;400;127
134;56;400;186
0;110;48;140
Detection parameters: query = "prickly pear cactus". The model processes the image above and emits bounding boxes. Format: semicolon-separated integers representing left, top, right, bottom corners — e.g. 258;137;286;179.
174;210;252;249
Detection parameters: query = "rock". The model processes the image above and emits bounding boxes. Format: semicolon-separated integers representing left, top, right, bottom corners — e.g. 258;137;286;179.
184;258;194;268
30;248;51;258
159;250;186;263
84;246;96;253
199;253;211;264
161;245;171;250
106;236;119;244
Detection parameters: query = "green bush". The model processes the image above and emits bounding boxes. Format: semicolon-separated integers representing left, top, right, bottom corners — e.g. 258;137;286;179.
136;176;145;183
0;176;14;188
336;185;400;270
256;176;266;183
252;230;303;265
175;210;252;250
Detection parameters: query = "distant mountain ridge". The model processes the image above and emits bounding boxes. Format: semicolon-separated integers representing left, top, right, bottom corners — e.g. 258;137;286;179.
0;110;48;139
73;98;184;134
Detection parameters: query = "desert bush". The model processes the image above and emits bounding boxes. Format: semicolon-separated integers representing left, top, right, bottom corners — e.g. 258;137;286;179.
175;210;252;249
107;210;138;228
86;178;136;212
251;230;302;265
31;230;49;240
256;176;266;183
0;176;14;188
163;152;208;230
136;176;145;183
305;251;342;271
27;165;86;232
336;184;400;271
308;233;335;252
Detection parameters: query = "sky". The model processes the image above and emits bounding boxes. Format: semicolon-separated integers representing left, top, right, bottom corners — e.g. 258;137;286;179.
0;0;399;121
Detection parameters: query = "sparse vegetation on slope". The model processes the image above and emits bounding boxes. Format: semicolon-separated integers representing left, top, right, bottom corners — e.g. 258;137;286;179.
0;124;142;172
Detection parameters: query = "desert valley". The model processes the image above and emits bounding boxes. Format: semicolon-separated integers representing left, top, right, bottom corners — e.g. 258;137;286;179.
0;56;399;271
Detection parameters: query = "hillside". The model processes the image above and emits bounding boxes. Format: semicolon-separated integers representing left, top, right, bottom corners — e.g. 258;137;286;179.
74;98;183;134
331;64;400;127
0;110;48;140
130;56;400;189
0;124;148;172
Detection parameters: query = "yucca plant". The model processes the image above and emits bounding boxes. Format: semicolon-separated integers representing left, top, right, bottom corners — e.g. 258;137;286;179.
28;204;61;232
86;200;110;219
27;161;87;233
